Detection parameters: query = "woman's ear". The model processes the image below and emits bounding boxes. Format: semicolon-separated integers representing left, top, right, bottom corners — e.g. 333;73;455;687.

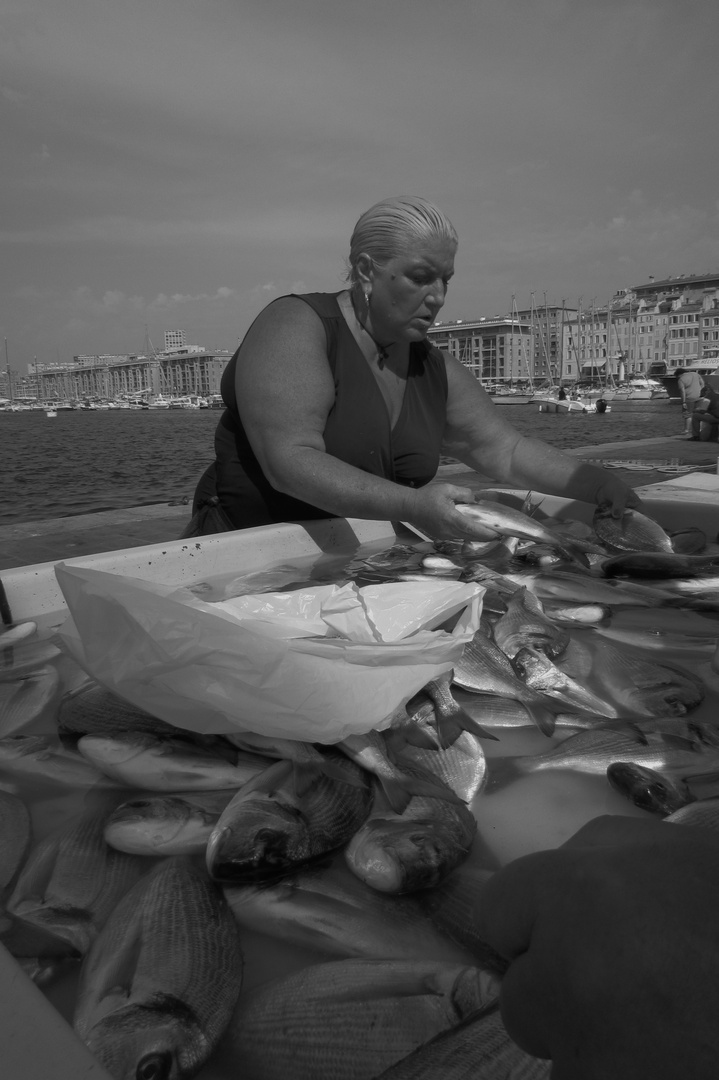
354;252;374;289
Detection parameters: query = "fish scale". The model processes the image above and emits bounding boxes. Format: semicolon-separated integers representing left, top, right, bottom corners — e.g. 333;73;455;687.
225;959;498;1080
74;857;243;1080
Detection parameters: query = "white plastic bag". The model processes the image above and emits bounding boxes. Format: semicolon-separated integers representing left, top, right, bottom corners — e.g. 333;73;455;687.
54;564;484;742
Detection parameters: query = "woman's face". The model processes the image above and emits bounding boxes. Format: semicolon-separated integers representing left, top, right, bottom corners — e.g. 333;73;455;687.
366;236;456;344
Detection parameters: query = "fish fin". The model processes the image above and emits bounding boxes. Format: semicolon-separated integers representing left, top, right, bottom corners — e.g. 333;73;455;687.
660;733;704;752
443;703;500;744
682;772;719;800
523;702;557;737
384;725;441;752
290;759;326;798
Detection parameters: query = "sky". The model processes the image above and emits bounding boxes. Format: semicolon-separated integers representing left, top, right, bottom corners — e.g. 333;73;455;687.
1;0;718;373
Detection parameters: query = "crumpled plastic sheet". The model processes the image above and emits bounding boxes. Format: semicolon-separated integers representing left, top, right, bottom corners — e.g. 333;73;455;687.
54;564;484;743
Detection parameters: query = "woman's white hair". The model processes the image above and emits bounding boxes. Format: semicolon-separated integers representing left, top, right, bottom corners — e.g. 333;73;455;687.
347;196;458;284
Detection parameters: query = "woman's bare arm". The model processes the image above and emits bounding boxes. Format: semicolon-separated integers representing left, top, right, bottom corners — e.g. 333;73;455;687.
233;299;487;537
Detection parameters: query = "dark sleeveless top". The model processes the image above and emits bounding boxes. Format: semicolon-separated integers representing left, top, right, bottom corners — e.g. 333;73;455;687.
211;292;449;528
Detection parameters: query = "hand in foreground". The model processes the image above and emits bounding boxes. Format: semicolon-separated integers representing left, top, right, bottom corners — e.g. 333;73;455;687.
593;473;642;518
475;815;719;1080
406;483;501;540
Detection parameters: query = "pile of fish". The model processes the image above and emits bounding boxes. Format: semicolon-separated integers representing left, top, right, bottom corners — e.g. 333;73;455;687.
2;493;719;1078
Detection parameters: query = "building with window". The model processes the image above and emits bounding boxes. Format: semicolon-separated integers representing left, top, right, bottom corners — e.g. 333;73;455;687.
427;315;534;385
164;329;187;352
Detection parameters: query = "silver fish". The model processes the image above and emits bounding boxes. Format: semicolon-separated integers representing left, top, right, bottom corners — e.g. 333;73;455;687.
8;806;145;955
512;648;618;717
74;857;243;1080
502;569;674;607
540;600;612;626
345;764;476;894
666;796;719;830
337;730;465;813
562;636;705;718
492;587;569;660
0;621;37;647
374;1002;551;1079
224;857;475;964
206;750;373;883
0;735;119;790
384;699;487;802
452;634;559;736
593;505;675;553
0;637;63;681
456;501;602;560
225;959;499;1080
423;672;500;746
77;731;271;791
490;729;719;789
103;790;236;856
0;666;60;737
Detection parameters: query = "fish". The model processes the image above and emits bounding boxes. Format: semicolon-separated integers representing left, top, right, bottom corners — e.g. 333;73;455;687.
512;648;619;717
670;527;707;554
0;637;62;681
492;587;570;660
417;861;507;973
606;762;695;816
103;790;236;856
224;857;476;964
337;730;466;812
665;796;719;830
384;700;487;802
7;806;146;956
452;633;560;736
76;731;272;791
225;730;350;797
0;666;60;737
455;501;601;562
58;681;195;740
422;672;500;746
0;735;120;790
0;621;38;648
420;554;463;577
206;750;373;883
593;606;719;653
345;763;476;894
502;569;676;607
592;505;675;554
489;728;719;790
0;789;31;889
540;601;612;626
560;636;705;718
224;958;500;1080
74;857;243;1080
373;1002;551;1080
601;551;719;579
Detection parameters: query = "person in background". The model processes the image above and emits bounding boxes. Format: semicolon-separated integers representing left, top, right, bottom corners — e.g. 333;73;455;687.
476;814;719;1080
689;382;719;441
189;196;639;538
675;366;705;431
557;386;567;401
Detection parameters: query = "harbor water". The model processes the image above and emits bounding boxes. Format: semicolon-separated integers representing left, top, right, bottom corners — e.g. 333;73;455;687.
0;399;684;526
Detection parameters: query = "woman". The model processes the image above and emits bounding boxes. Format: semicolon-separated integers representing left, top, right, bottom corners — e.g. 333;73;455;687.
191;196;637;539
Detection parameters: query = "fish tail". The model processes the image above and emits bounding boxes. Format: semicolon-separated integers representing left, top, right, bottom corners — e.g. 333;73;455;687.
448;703;500;743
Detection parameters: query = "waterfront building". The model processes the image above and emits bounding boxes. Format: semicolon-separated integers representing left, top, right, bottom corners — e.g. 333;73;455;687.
25;348;232;403
164;329;187;352
428;314;534;386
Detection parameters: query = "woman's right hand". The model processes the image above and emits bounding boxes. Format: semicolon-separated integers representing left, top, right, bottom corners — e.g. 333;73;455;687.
405;484;500;541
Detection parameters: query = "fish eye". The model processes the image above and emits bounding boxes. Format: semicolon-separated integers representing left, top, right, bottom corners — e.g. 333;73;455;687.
136;1051;173;1080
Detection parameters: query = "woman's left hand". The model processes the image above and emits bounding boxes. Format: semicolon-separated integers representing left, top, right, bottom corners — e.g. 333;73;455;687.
593;473;641;518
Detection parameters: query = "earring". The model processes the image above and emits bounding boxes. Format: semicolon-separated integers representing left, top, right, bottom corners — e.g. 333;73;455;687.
364;290;371;319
